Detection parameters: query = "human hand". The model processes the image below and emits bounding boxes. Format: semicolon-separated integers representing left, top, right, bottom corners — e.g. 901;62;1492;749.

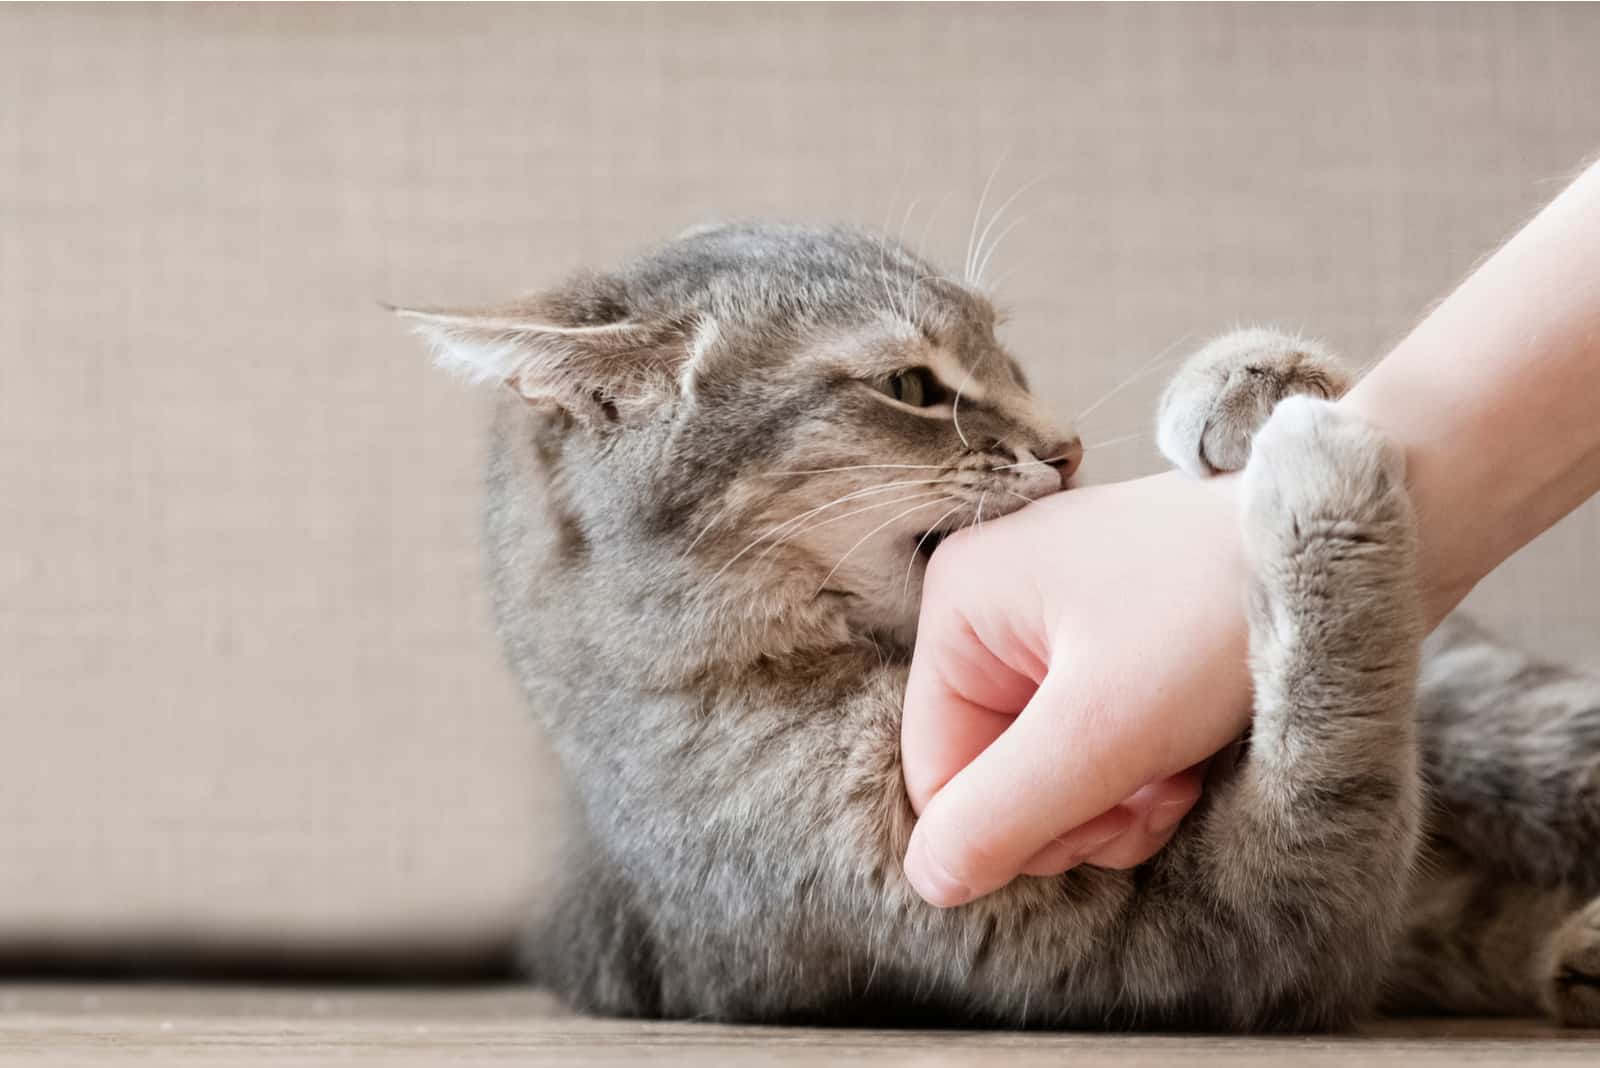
900;469;1253;907
904;157;1600;908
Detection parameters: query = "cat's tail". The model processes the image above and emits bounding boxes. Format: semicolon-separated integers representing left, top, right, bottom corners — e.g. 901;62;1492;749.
1418;615;1600;893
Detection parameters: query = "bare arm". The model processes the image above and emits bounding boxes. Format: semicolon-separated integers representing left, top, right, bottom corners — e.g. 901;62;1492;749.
1344;157;1600;623
902;159;1600;906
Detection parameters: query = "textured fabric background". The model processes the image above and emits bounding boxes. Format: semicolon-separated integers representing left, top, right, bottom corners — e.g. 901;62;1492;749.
3;3;1598;966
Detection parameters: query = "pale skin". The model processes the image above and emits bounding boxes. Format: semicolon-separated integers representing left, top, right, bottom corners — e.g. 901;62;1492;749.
901;158;1600;907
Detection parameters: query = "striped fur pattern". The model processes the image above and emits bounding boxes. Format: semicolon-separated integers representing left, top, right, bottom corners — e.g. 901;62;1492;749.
409;223;1600;1029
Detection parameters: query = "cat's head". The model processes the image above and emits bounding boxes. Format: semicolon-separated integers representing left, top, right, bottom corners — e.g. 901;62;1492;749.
399;223;1078;650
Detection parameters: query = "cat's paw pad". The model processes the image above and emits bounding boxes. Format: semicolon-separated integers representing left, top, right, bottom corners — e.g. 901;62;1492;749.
1157;329;1350;478
1545;897;1600;1027
1241;396;1409;565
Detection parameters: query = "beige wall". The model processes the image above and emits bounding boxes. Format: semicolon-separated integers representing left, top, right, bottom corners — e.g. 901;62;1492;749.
3;3;1597;967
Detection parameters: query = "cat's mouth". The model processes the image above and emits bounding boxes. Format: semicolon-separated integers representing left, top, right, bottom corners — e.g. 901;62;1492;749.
911;484;1062;563
912;529;948;561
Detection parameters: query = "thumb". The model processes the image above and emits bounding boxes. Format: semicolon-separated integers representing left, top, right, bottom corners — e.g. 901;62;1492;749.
901;666;1165;908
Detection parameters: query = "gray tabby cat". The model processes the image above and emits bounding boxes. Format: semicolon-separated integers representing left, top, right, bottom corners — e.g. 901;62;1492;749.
398;223;1600;1030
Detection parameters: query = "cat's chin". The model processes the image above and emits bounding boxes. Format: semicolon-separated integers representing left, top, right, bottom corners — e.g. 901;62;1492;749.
827;574;924;654
842;527;957;647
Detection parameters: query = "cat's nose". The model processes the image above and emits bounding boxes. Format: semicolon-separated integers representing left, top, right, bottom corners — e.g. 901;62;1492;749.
1043;436;1083;487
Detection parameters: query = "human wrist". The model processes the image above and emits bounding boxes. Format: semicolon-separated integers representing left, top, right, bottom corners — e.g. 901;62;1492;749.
1335;386;1485;626
1145;468;1253;714
1337;158;1600;628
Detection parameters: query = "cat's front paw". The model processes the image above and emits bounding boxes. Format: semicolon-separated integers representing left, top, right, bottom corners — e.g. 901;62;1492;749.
1156;328;1350;478
1241;395;1411;575
1544;896;1600;1028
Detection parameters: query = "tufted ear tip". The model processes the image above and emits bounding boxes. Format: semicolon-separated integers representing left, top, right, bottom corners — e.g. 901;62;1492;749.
379;299;451;321
385;302;470;327
391;294;700;428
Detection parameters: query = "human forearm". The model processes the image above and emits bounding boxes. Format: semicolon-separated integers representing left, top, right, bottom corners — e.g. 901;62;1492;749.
902;161;1600;907
1341;159;1600;624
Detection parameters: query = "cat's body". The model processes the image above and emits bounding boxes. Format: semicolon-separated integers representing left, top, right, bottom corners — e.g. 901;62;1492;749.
403;223;1600;1030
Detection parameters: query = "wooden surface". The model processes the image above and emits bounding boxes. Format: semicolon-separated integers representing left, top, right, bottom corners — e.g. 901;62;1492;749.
2;985;1598;1066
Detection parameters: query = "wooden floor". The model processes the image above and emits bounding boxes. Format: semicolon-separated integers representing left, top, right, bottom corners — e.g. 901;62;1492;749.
1;985;1598;1066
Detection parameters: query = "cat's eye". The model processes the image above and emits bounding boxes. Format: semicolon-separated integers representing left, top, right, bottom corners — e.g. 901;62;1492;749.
879;367;949;408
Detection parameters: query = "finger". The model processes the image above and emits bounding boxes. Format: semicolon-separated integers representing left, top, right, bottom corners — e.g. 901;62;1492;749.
1017;806;1134;877
1077;767;1205;870
903;668;1164;908
901;680;1017;817
1078;819;1181;871
1017;765;1205;877
900;571;1040;814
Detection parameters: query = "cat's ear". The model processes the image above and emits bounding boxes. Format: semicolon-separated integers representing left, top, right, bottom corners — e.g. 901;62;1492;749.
389;287;701;428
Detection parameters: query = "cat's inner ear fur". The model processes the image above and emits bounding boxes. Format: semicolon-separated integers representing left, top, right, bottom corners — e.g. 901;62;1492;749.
392;286;702;427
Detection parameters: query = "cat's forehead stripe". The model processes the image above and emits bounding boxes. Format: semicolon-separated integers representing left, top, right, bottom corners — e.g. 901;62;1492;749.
678;316;720;397
873;318;993;402
925;345;989;403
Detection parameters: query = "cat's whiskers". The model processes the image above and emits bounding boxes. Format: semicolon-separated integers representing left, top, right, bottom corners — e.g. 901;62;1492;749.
969;173;1047;288
985;431;1153;480
973;211;1029;291
706;481;946;582
951;347;992;452
901;499;969;598
762;463;947;477
1072;334;1194;427
993;455;1060;471
752;488;951;568
889;198;924;323
748;478;944;545
913;193;950;263
1084;428;1155;451
678;495;746;563
908;194;951;323
965;157;1006;284
685;480;893;564
877;269;907;327
999;487;1037;507
815;495;956;596
974;216;1027;290
896;197;921;263
679;464;865;562
877;194;907;323
902;273;943;329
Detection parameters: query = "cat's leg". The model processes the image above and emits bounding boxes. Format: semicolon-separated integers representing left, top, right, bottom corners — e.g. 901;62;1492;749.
1390;617;1600;1026
1157;328;1351;478
1386;848;1600;1027
1127;396;1424;1029
1546;895;1600;1026
522;839;665;1019
1416;615;1600;893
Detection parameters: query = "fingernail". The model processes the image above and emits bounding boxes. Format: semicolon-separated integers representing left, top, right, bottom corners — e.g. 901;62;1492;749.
1147;800;1191;837
904;837;972;908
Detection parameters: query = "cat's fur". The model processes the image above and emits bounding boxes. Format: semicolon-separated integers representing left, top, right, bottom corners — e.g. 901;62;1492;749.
400;223;1600;1030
